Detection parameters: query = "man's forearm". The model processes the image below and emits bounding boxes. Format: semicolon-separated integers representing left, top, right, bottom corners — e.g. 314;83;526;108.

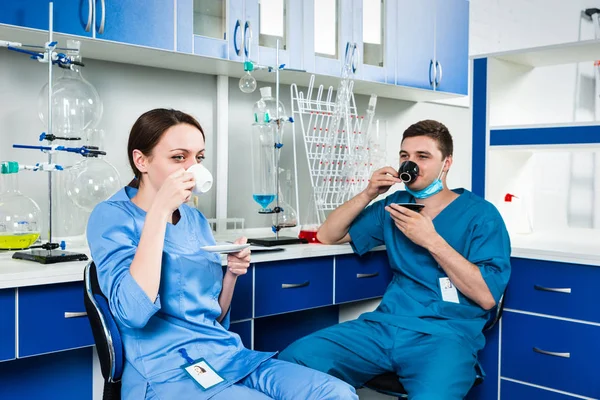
317;190;374;244
426;235;496;310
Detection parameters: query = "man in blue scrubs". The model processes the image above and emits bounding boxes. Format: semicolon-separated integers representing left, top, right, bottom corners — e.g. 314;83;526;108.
279;120;511;399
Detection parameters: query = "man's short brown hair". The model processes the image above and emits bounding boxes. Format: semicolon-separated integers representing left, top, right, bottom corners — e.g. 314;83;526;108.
402;120;453;159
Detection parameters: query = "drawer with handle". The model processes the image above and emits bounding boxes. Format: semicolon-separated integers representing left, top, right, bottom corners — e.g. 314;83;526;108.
335;251;392;304
18;282;93;357
254;257;334;317
502;311;600;398
505;258;600;322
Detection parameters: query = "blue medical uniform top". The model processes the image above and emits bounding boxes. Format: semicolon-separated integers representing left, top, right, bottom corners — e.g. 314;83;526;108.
348;188;511;352
87;187;275;399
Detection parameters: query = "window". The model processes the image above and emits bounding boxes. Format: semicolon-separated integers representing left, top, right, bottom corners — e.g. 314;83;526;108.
259;0;287;50
314;0;338;58
193;0;226;40
363;0;384;67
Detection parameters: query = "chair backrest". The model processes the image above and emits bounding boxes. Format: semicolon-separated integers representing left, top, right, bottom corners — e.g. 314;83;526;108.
483;293;505;332
83;262;125;383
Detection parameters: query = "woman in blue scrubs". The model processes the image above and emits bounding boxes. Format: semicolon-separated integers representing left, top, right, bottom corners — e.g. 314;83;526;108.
279;120;511;400
86;108;357;400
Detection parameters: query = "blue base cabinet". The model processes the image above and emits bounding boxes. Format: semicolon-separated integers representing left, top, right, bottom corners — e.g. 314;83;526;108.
0;289;15;362
0;347;93;400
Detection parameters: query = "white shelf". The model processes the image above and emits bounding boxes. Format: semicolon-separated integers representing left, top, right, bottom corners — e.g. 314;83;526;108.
473;39;600;68
0;24;461;103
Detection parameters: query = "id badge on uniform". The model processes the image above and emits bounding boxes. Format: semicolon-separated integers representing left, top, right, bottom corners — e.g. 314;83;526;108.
439;277;460;304
178;349;225;390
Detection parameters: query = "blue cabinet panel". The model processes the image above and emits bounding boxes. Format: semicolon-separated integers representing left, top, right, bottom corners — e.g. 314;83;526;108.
0;289;15;362
19;282;93;357
466;321;500;400
254;306;339;353
254;257;333;317
335;251;392;304
434;0;469;95
95;0;174;50
501;380;579;400
0;347;93;399
0;0;93;37
228;0;245;62
502;312;600;398
229;265;253;321
176;0;193;53
229;320;252;349
506;258;600;323
396;0;435;90
490;125;600;146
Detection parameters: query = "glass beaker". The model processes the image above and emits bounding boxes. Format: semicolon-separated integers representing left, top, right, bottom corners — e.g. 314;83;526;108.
273;169;298;229
0;164;42;250
250;124;277;213
298;192;325;243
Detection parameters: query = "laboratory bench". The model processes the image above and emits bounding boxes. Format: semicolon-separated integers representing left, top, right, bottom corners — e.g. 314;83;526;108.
2;235;600;399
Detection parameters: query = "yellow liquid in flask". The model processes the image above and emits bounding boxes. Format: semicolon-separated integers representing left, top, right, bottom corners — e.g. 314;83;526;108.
0;233;40;250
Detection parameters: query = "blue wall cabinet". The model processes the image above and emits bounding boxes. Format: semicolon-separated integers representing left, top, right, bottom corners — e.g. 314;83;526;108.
0;289;15;362
434;0;469;95
352;0;396;84
246;0;303;70
94;0;175;50
396;0;435;90
0;0;94;37
18;282;94;357
303;0;354;77
177;0;230;59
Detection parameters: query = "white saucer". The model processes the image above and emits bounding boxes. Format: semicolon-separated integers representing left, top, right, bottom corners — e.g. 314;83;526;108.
201;243;251;254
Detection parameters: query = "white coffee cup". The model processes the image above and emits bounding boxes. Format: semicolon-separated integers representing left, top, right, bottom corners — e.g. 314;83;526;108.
187;163;213;194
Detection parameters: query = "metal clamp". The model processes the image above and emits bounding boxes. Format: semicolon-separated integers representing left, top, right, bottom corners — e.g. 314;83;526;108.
357;272;379;279
533;347;571;359
282;281;310;289
64;311;88;318
534;285;572;294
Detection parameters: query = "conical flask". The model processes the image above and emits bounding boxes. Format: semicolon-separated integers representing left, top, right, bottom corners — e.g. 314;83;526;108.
273;169;298;229
298;192;325;244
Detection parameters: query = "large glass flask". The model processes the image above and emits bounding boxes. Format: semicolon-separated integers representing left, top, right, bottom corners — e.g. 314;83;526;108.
250;124;277;213
38;50;103;137
0;166;42;250
273;169;298;228
65;129;121;213
253;87;286;124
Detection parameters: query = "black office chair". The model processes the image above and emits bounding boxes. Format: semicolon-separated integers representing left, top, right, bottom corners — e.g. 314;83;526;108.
83;262;125;400
363;295;505;398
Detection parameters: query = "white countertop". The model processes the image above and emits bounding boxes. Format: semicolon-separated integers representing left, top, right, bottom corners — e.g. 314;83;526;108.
0;236;366;289
2;227;600;290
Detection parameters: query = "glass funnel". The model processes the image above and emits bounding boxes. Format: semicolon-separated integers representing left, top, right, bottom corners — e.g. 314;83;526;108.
273;169;298;229
38;51;103;137
250;124;277;213
0;165;42;250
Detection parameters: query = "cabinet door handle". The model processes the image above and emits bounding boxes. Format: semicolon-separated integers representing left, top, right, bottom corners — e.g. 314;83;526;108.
357;272;379;279
85;0;93;32
98;0;106;34
429;59;435;87
533;347;571;359
233;19;242;56
64;311;88;319
534;285;572;294
352;43;359;74
435;60;443;86
282;281;310;289
244;21;252;59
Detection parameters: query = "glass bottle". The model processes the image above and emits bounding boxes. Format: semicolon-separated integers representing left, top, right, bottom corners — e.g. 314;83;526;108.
0;163;42;250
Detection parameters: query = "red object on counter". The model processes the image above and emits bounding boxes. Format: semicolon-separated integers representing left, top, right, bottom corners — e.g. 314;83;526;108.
298;229;320;243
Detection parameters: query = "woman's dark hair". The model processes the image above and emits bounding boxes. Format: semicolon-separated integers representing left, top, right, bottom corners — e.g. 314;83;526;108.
127;108;205;188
